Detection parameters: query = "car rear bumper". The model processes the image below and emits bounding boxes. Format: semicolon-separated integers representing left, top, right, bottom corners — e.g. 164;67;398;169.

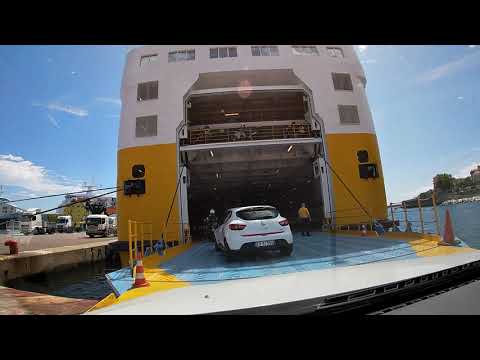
228;239;293;254
227;230;293;251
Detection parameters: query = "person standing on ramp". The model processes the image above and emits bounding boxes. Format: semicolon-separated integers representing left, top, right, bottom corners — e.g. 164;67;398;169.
298;203;312;237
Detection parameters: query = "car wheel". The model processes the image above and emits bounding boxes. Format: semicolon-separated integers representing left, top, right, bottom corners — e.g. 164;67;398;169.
89;234;94;238
214;241;221;252
280;245;293;256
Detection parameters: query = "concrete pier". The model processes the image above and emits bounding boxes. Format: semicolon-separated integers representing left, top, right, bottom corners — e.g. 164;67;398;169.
0;233;117;284
0;285;97;315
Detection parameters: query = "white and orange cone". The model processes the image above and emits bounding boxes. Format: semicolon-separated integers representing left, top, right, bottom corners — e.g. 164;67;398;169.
131;252;150;288
438;209;459;246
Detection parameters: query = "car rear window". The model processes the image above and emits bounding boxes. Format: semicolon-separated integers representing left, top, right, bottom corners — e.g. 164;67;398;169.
236;207;279;220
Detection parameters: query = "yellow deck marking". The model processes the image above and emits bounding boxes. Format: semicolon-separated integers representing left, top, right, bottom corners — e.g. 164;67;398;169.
89;242;195;310
336;230;479;258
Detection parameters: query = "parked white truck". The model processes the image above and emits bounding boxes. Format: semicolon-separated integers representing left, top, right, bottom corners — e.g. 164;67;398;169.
56;215;74;233
21;209;56;235
86;214;114;238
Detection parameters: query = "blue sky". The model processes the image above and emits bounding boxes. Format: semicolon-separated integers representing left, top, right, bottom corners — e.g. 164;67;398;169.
0;45;479;211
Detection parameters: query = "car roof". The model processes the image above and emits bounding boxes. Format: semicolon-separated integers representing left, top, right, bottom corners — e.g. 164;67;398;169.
228;205;277;212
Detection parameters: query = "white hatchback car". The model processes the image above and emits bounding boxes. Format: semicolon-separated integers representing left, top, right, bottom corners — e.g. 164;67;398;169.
214;205;293;257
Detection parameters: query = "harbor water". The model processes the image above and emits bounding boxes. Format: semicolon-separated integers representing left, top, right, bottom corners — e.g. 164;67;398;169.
6;261;118;300
389;201;480;249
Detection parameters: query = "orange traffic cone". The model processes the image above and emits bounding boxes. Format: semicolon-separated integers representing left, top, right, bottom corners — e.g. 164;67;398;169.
361;224;367;236
131;252;150;288
438;209;459;246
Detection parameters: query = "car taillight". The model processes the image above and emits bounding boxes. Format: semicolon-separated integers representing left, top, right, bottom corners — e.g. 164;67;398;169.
229;223;246;230
279;219;289;226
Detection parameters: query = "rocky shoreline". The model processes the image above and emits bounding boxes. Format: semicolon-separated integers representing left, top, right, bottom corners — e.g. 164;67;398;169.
441;195;480;206
402;191;480;208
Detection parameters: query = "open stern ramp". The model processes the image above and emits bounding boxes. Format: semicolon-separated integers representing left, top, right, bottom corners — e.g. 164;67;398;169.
91;236;480;314
101;232;474;304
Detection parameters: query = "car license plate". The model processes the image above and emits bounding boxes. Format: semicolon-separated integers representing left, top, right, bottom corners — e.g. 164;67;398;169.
255;240;275;248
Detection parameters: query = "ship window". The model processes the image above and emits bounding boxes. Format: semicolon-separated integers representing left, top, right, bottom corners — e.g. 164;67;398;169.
132;165;145;178
332;73;353;91
139;54;158;66
292;46;319;55
228;47;238;57
338;105;360;124
137;81;158;101
251;46;279;57
210;47;238;59
359;163;379;179
168;49;195;63
219;47;228;58
135;115;157;137
210;48;218;58
327;47;344;58
357;150;369;163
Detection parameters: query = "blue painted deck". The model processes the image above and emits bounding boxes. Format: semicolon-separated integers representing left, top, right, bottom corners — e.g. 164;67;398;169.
160;232;419;283
106;232;425;296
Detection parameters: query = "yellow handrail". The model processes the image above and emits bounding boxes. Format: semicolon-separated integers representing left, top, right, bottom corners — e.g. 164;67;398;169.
128;220;153;269
128;220;194;268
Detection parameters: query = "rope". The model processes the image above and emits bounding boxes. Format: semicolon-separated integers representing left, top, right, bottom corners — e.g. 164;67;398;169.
2;186;119;204
0;187;120;228
164;166;185;229
323;159;373;221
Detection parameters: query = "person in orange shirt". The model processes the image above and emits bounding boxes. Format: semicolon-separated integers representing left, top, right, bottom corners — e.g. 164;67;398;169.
298;203;311;236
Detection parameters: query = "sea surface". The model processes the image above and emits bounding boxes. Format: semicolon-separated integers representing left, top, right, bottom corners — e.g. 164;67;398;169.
6;261;116;300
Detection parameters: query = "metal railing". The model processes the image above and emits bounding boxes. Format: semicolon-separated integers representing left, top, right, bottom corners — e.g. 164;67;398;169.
185;123;318;146
387;192;441;235
127;220;193;269
128;220;153;269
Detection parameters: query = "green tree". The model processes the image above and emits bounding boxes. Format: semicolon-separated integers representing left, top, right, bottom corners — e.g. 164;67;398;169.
435;173;454;192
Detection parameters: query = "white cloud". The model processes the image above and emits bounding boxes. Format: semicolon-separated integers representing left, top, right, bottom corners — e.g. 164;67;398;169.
0;154;83;195
33;101;88;117
96;97;121;106
457;96;464;100
417;50;480;83
0;154;24;162
357;45;368;53
47;114;59;128
454;162;479;178
469;45;477;48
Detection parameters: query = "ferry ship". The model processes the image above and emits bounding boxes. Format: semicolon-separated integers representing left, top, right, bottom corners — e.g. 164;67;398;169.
89;45;480;315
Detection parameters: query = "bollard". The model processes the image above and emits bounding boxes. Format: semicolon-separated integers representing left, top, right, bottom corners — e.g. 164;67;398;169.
4;239;19;255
